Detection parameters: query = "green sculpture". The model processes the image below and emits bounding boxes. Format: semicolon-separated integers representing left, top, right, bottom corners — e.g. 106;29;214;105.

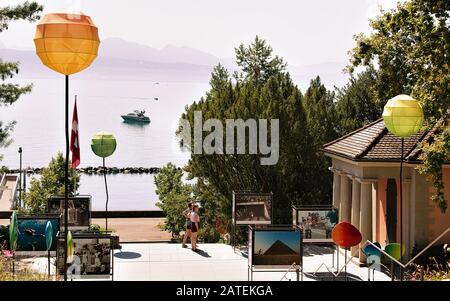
9;211;17;251
382;94;423;138
91;132;117;232
91;132;117;158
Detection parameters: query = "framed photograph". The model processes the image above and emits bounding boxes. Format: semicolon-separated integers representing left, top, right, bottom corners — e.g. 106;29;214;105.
292;205;338;242
16;215;60;251
233;191;272;225
47;196;91;230
57;233;112;278
250;227;302;268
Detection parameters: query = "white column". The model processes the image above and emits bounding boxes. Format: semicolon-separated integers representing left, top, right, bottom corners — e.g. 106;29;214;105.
403;179;411;259
359;181;373;262
410;173;417;260
332;171;341;210
372;183;378;241
339;174;352;222
351;178;361;257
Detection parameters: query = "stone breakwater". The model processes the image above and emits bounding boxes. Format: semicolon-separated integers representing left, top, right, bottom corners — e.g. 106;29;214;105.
1;166;161;175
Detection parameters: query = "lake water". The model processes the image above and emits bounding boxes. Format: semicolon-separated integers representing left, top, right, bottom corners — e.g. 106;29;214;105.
0;78;209;210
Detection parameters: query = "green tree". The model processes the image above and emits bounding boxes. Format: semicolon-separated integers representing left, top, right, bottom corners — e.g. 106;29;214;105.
335;67;383;135
154;163;192;237
24;153;80;213
349;0;450;211
192;178;230;243
303;76;338;145
0;2;42;159
302;76;338;204
179;37;326;225
235;36;287;84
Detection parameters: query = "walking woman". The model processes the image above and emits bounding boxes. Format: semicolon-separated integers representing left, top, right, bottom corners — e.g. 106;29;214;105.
182;203;192;248
190;204;200;251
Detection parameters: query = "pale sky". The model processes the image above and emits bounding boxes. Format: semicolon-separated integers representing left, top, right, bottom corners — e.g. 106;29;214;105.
0;0;401;66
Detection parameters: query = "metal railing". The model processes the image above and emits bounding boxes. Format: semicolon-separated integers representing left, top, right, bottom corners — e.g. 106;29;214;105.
361;227;450;269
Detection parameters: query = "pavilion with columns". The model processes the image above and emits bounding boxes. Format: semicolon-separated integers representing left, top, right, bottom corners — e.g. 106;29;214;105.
324;119;450;263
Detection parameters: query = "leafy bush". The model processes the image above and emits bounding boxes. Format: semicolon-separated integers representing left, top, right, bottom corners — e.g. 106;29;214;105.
155;163;192;237
406;244;450;281
23;152;80;213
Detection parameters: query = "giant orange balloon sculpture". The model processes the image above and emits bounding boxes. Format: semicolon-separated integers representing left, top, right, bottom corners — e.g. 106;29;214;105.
34;13;100;75
34;12;100;281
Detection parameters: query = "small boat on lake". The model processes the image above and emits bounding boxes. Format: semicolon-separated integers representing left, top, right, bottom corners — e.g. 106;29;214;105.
121;110;151;123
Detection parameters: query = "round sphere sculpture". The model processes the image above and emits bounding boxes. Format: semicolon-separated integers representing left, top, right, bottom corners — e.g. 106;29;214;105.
91;132;117;158
34;12;100;75
382;95;424;138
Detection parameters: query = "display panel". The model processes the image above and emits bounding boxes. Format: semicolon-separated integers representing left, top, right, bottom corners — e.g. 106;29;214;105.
57;235;112;276
293;206;338;242
251;229;301;267
47;196;91;229
233;192;272;225
17;215;60;251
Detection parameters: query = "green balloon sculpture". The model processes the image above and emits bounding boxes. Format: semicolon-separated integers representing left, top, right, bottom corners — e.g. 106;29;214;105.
91;132;117;158
9;211;18;277
384;243;405;261
9;211;17;252
91;132;117;232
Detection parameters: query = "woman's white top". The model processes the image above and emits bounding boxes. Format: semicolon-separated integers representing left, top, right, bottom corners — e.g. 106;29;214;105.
190;212;199;223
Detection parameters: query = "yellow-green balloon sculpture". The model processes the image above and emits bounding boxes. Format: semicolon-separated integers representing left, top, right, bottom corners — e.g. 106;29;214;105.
382;94;423;280
91;132;117;232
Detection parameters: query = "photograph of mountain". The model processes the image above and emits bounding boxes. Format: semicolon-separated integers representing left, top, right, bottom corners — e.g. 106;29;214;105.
253;230;301;266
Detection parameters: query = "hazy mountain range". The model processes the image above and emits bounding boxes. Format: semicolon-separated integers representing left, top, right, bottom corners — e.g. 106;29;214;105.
0;38;349;87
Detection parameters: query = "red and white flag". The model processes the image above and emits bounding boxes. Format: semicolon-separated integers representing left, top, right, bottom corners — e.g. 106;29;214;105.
70;96;80;168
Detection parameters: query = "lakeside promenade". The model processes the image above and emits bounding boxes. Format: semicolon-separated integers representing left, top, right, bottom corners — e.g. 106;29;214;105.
0;217;172;242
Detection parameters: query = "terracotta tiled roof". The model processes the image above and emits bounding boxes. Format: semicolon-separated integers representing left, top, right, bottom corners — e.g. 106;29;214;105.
323;119;430;162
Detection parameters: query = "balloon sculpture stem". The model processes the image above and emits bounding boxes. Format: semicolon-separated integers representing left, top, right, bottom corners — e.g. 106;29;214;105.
400;137;404;281
344;248;347;281
64;74;69;282
48;250;51;279
12;252;15;280
103;157;109;233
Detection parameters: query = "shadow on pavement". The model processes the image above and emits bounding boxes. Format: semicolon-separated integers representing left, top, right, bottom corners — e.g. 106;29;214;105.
303;245;335;257
194;249;211;258
114;251;142;259
306;271;363;281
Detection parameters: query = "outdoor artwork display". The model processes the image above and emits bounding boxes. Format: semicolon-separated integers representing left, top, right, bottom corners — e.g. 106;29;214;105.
251;228;302;267
233;192;272;225
47;196;91;229
16;216;60;251
292;206;338;241
57;235;112;276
